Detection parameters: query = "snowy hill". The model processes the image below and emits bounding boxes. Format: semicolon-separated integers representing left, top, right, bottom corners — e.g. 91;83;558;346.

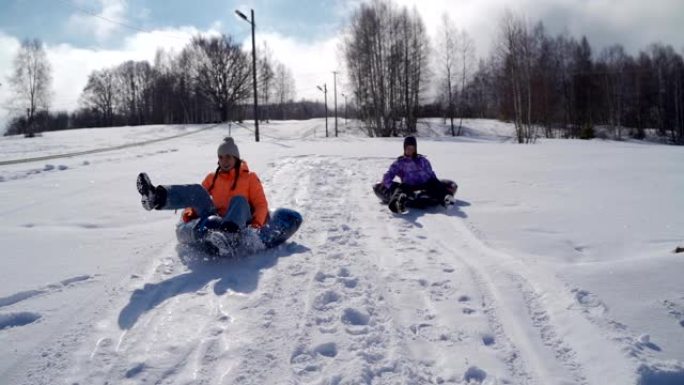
0;119;682;385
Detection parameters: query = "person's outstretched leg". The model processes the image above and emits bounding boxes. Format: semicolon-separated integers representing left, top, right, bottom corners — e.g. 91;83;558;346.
136;173;217;217
424;178;452;206
220;196;252;233
162;184;216;217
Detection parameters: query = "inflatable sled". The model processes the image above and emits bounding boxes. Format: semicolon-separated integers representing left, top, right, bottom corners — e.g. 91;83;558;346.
373;179;458;210
176;208;303;258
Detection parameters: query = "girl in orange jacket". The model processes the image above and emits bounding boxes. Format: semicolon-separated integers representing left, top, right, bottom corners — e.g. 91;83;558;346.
136;137;269;237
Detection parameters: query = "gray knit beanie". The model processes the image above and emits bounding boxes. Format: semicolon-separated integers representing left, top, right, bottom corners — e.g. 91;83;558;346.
217;137;240;159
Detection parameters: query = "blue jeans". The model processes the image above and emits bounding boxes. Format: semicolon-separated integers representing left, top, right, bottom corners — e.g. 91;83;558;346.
161;184;253;243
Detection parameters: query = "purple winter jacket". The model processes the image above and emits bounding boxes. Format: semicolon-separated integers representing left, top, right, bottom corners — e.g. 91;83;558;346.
382;155;437;189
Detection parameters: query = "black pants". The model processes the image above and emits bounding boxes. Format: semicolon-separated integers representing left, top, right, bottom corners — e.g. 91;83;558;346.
393;178;449;201
375;178;449;203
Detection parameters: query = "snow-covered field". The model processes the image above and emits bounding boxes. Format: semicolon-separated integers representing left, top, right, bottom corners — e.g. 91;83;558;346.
0;119;682;385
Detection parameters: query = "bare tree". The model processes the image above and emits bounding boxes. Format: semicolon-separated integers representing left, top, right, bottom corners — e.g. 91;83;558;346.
8;38;52;136
273;62;296;119
343;0;429;137
407;7;431;133
192;34;251;122
258;42;275;122
174;46;203;123
456;29;475;135
436;13;458;135
598;45;629;138
114;60;154;125
497;11;535;143
80;69;116;126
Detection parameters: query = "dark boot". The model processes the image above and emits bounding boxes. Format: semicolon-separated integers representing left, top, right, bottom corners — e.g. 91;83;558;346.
442;194;455;208
136;173;166;210
388;189;408;214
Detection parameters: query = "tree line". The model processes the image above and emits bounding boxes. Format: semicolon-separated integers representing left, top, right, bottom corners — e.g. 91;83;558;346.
4;34;300;136
342;1;684;144
5;0;684;144
458;11;684;144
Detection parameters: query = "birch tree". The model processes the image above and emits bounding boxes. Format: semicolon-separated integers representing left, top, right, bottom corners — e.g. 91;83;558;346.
8;38;52;136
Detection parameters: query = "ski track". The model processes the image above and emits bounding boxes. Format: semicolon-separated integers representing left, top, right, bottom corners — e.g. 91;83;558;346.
63;154;642;385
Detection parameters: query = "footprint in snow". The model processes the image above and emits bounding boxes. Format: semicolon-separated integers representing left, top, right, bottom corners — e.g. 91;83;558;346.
636;365;684;385
339;277;358;289
0;312;42;330
663;299;684;328
482;334;495;346
125;363;147;378
313;342;338;358
635;334;662;352
312;290;341;311
570;288;607;315
290;345;327;377
464;366;487;384
341;308;370;326
0;275;93;308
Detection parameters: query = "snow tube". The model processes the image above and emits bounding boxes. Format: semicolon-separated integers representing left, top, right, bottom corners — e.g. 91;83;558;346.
373;179;458;209
176;208;303;256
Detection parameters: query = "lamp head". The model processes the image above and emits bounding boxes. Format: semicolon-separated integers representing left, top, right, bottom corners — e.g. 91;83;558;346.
235;10;249;22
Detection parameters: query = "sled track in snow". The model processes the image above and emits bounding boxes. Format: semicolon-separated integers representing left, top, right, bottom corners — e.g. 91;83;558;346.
65;154;635;385
264;155;542;384
244;156;406;384
428;217;592;385
357;159;533;384
0;123;220;166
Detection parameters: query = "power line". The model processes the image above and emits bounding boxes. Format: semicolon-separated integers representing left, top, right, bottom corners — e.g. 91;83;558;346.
56;0;191;42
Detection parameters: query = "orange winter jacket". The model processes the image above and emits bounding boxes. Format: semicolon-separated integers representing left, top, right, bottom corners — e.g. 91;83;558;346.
182;161;269;227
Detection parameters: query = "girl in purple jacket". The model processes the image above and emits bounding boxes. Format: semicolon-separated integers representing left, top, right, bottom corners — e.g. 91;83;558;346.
380;136;453;213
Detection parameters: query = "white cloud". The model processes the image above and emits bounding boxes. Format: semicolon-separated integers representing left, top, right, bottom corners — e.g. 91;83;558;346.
252;32;343;102
0;33;22;131
0;26;222;133
393;0;684;57
67;0;129;43
2;23;340;134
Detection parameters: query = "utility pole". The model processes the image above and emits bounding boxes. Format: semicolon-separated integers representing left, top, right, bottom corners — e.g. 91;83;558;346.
235;9;259;142
333;71;338;137
317;84;328;137
250;10;259;142
341;93;348;125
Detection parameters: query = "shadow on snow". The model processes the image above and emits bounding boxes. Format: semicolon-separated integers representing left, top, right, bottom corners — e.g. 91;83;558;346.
117;241;310;330
391;199;470;228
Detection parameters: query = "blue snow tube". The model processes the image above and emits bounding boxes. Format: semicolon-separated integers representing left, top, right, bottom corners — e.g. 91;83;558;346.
259;208;304;248
175;209;303;250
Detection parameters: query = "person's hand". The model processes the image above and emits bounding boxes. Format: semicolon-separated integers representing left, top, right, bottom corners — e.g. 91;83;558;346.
181;208;198;223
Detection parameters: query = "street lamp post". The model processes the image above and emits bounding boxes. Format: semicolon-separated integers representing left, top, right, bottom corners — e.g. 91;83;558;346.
317;84;328;137
341;93;348;125
332;71;338;137
235;9;259;142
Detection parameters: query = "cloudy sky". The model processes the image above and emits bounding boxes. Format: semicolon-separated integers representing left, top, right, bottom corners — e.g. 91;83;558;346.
1;0;683;129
